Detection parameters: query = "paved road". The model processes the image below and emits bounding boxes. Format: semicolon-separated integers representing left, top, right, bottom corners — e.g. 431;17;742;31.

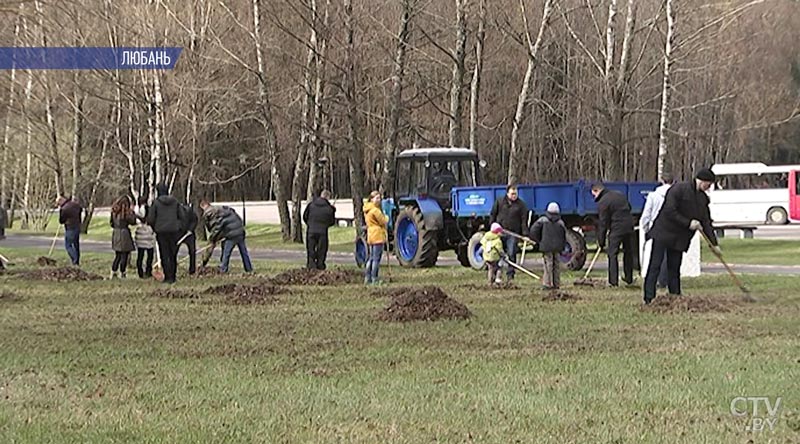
3;234;798;276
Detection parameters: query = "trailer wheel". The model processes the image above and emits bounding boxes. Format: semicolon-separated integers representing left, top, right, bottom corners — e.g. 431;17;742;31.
354;237;367;268
456;243;471;267
560;229;587;271
394;206;439;267
467;232;486;270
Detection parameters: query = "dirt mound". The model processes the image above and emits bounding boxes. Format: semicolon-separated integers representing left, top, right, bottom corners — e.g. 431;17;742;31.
22;267;103;282
379;286;472;322
541;290;580;302
151;289;200;300
204;283;287;305
36;256;57;267
642;294;732;314
270;268;361;286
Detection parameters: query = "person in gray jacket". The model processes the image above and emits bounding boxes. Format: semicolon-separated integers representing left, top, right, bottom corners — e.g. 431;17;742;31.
134;197;155;278
530;202;567;290
200;199;253;273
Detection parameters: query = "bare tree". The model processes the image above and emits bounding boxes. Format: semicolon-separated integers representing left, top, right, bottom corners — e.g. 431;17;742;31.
343;0;365;230
508;0;556;185
448;0;469;147
469;0;486;154
380;0;415;195
657;0;676;178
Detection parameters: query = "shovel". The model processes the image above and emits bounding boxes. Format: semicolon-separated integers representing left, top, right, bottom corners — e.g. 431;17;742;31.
505;257;541;280
37;224;61;266
700;231;755;302
575;248;603;286
0;252;13;266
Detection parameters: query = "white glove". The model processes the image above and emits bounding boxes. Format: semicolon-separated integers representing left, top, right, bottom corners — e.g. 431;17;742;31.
689;219;702;231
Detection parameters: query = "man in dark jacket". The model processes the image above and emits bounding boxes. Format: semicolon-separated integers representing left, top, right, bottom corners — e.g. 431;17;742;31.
303;190;336;270
591;182;635;287
200;200;253;273
490;185;529;281
643;168;720;304
179;203;198;275
147;183;183;284
57;196;83;266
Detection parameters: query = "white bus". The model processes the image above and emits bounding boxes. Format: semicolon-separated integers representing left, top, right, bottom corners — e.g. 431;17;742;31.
710;162;800;225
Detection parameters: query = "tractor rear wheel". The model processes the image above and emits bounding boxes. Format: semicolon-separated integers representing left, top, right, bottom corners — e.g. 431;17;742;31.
394;206;439;267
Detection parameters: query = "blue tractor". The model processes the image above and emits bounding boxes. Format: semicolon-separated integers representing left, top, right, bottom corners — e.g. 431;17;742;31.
355;147;658;271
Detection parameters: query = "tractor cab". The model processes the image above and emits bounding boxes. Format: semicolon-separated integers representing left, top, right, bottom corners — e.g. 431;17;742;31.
394;148;481;207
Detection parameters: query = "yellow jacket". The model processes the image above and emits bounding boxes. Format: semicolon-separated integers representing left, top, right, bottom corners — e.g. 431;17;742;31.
364;201;388;245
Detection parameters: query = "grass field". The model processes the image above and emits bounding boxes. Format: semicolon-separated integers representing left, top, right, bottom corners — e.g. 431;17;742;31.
0;247;798;443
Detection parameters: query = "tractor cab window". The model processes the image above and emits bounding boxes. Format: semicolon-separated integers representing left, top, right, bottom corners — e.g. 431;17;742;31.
429;159;476;198
395;158;428;197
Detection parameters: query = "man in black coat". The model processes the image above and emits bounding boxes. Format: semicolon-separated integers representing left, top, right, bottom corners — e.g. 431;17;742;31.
303;190;336;270
58;196;83;266
643;168;721;304
490;185;529;281
591;182;635;287
147;183;183;284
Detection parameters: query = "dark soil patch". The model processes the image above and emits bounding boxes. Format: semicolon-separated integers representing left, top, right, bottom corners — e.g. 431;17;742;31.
459;282;521;291
270;268;361;286
22;267;103;282
379;286;472;322
195;267;226;277
36;256;57;267
204;283;287;305
0;291;23;302
541;290;581;302
151;289;200;300
641;294;733;314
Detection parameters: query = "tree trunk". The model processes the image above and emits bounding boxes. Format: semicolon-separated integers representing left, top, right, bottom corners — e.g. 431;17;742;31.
448;0;468;147
81;120;109;233
344;0;366;231
469;0;486;154
1;12;21;209
658;0;676;179
71;86;86;200
253;0;290;240
508;0;555;185
307;0;331;202
380;0;414;195
22;68;33;230
290;7;318;244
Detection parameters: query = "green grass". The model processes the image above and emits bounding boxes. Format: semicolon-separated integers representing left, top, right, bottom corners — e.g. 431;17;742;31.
701;238;800;266
0;247;798;443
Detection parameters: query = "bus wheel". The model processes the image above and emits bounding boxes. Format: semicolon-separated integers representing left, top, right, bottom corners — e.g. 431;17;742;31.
767;207;788;225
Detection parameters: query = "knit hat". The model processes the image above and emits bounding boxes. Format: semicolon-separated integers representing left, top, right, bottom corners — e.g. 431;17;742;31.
546;202;560;214
490;223;503;234
156;183;170;197
696;168;716;182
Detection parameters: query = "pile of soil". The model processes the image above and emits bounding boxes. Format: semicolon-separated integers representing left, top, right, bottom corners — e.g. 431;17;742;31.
541;290;581;302
36;256;57;267
22;267;103;282
379;286;472;322
204;283;287;305
270;268;361;286
642;294;732;314
151;289;200;300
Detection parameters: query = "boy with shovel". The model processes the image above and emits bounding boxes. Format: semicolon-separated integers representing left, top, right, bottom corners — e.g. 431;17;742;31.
530;202;567;290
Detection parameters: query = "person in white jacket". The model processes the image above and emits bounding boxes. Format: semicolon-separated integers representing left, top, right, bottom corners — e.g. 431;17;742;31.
640;173;673;288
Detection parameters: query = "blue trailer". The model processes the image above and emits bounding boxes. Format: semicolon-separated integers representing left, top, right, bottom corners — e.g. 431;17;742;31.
355;147;658;271
451;180;658;270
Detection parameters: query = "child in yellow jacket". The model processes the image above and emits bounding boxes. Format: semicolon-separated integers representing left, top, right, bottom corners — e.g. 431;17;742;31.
481;223;506;285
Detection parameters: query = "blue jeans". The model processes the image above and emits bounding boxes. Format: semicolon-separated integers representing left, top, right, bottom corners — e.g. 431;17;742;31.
365;243;383;283
220;236;253;273
64;227;81;265
503;236;519;278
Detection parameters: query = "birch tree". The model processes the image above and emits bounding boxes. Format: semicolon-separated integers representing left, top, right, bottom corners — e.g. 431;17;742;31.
508;0;556;185
448;0;469;147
